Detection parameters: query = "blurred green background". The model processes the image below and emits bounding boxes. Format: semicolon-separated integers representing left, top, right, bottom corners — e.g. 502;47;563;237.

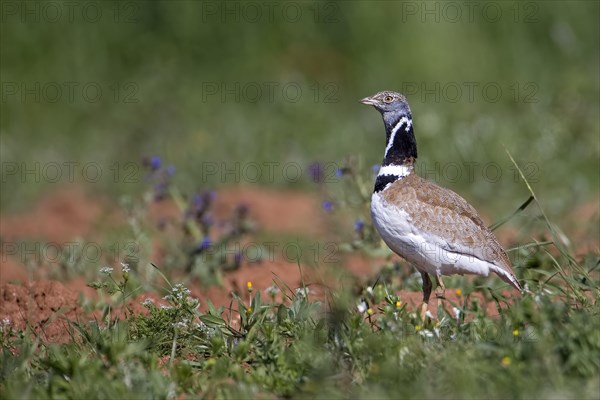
2;1;599;219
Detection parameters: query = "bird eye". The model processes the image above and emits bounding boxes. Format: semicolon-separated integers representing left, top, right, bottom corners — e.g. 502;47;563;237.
383;96;394;103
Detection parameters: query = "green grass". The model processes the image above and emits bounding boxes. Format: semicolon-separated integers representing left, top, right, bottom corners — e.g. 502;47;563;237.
1;162;599;399
1;2;599;398
1;260;598;399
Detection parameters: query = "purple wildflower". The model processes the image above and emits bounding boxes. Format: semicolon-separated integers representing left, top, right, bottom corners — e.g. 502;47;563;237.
197;237;212;251
200;214;214;228
322;201;334;212
190;190;216;221
150;156;162;171
234;251;243;267
308;162;325;183
192;193;204;208
354;219;365;232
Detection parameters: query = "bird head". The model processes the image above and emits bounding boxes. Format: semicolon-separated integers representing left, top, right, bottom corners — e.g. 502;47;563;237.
361;91;413;132
360;91;411;116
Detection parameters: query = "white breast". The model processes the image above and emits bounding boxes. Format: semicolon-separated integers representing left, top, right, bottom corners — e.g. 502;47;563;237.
370;191;495;278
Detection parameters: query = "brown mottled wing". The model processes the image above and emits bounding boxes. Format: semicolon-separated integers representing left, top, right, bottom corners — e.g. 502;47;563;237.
382;174;514;275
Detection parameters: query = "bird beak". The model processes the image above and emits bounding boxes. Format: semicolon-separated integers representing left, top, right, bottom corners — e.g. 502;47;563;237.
360;96;376;105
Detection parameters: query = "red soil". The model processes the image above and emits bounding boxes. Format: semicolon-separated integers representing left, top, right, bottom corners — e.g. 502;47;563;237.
0;186;579;343
1;281;83;343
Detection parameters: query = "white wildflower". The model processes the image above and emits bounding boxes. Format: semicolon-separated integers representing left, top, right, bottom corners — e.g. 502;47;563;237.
186;297;199;307
141;298;154;307
172;284;191;299
265;285;280;296
195;322;207;331
100;266;113;275
419;329;435;338
357;300;368;313
120;262;130;273
172;319;189;329
452;307;461;319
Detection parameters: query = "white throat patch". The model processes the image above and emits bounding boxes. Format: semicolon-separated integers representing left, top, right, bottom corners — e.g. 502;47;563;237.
377;164;413;178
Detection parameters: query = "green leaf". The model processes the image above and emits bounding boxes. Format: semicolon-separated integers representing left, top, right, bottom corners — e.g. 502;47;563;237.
200;314;226;328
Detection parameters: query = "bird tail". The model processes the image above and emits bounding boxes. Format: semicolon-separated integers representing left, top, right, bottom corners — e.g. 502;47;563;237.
491;265;522;292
